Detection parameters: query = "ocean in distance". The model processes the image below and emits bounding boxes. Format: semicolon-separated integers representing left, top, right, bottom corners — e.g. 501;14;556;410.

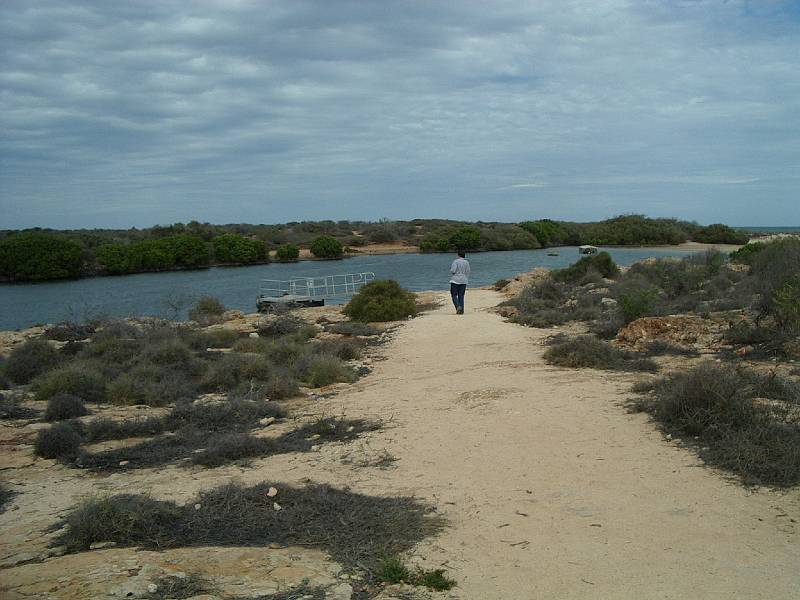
0;245;710;331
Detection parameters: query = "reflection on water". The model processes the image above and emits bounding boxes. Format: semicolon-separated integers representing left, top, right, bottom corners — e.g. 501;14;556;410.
0;246;700;330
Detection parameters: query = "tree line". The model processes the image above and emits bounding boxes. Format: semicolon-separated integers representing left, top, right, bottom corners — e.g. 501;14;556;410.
0;215;748;281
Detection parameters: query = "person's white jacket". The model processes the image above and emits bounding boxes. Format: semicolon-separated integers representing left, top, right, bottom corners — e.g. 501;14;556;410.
450;257;470;285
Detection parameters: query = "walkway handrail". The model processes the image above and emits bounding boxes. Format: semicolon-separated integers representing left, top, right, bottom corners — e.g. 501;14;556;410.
259;272;375;300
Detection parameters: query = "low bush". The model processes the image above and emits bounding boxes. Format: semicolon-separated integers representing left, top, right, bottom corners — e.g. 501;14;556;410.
84;417;165;442
325;321;380;337
44;321;96;342
45;393;89;422
375;556;456;590
343;280;417;322
553;252;619;283
634;362;800;486
493;278;510;290
313;339;363;361
34;362;107;403
4;338;62;384
35;422;83;459
543;336;658;372
200;353;273;392
201;328;240;348
55;481;444;572
295;354;355;387
639;340;699;357
309;235;343;259
0;392;38;419
144;574;212;600
165;398;285;432
729;241;767;265
257;315;315;338
0;483;15;514
275;243;300;261
109;366;196;407
618;286;659;323
192;433;276;467
188;296;225;325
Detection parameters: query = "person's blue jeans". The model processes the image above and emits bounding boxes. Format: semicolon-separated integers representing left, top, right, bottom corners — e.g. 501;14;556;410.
450;283;466;312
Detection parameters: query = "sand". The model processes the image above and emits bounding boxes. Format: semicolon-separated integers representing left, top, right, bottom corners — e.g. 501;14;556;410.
315;289;799;598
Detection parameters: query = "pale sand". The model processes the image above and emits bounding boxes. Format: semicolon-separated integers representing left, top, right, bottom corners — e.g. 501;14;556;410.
316;289;798;598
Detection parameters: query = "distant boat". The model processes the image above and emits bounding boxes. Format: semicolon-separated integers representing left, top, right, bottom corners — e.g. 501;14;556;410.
578;245;599;255
547;251;559;256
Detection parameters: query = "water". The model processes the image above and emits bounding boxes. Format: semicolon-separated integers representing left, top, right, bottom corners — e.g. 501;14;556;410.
737;226;800;233
0;246;701;331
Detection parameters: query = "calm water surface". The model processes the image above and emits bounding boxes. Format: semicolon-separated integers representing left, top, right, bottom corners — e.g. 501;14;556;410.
0;246;700;331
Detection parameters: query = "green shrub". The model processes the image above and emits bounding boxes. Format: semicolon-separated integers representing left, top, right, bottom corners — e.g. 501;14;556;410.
299;354;355;387
188;296;226;325
4;338;62;384
749;238;800;323
543;335;658;372
202;328;240;348
730;241;767;265
0;232;84;281
45;394;89;422
211;234;267;264
343;280;416;322
44;322;96;342
375;556;456;590
200;353;273;392
34;363;106;403
553;252;619;282
35;422;83;459
692;224;749;245
109;365;196;406
275;243;300;261
772;277;800;331
309;236;343;259
618;286;659;323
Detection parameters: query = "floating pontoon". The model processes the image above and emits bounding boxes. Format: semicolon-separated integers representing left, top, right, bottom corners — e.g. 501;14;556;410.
256;272;376;311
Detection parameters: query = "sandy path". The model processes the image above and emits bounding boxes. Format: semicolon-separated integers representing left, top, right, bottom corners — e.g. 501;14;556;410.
328;289;799;599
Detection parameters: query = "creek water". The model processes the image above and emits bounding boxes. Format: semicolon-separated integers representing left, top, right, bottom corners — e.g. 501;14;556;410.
0;246;701;331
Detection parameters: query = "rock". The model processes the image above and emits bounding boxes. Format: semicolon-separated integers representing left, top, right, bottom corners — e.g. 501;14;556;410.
147;583;158;593
249;332;260;338
223;310;245;321
617;315;710;350
0;552;37;568
259;417;276;427
273;502;282;511
89;541;117;550
119;460;130;466
267;487;278;497
194;503;202;510
588;287;612;296
600;297;618;307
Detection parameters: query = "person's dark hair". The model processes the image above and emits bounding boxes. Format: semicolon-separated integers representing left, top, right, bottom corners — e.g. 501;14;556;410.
457;249;466;258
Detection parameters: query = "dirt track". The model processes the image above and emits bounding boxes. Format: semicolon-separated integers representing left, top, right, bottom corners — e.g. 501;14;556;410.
330;289;799;598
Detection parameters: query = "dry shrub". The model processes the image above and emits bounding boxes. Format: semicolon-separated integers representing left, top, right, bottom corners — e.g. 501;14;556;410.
45;393;89;422
544;335;658;372
4;338;62;384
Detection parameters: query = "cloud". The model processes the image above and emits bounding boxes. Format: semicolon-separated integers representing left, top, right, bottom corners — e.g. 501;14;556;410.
1;0;799;228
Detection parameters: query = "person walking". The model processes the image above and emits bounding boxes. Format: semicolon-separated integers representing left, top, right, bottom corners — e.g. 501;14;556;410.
449;249;470;314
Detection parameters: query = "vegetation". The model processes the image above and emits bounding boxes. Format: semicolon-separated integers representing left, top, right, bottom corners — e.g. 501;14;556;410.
325;321;381;336
309;235;343;259
274;242;300;261
0;392;38;419
54;481;444;573
44;394;89;422
0;215;747;280
631;362;800;486
344;280;417;322
211;233;268;264
543;335;658;372
35;422;84;459
4;338;62;384
375;556;456;590
0;232;84;281
553;251;619;282
188;296;225;325
34;363;107;403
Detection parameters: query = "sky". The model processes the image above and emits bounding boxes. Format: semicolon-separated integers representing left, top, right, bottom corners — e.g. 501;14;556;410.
1;0;799;230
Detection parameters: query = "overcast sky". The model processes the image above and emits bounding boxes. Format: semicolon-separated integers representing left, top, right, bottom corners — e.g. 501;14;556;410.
1;0;799;229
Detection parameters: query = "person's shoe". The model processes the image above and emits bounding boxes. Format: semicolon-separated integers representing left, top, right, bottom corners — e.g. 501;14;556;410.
457;307;464;315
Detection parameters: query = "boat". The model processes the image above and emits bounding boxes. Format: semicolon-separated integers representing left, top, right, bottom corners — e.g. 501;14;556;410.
578;245;599;255
547;251;559;256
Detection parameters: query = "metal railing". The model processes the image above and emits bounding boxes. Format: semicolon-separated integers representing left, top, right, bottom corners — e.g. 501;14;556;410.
258;272;376;300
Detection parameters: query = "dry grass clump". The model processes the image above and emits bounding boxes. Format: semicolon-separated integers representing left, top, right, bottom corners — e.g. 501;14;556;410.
44;393;89;422
201;328;241;349
77;417;379;471
54;481;444;572
4;338;62;384
84;416;165;442
326;321;381;337
188;296;226;325
35;422;83;459
257;315;315;338
293;353;356;387
632;362;800;486
0;392;38;419
144;574;212;600
544;335;658;372
44;321;96;342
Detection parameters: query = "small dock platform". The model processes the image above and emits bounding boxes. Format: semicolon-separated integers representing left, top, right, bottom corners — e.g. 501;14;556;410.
256;272;375;311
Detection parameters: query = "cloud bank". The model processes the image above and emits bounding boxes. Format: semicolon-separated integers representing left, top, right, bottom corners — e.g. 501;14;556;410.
1;0;798;228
